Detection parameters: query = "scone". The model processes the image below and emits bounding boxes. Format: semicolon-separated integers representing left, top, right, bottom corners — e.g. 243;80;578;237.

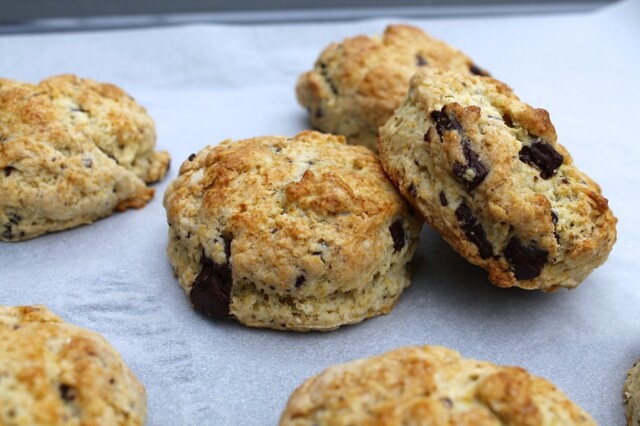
280;345;595;425
0;305;146;426
378;68;616;290
0;74;170;241
163;131;421;331
296;24;489;151
624;359;640;425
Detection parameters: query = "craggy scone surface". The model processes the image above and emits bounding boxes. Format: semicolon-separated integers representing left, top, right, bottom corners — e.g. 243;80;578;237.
0;305;146;426
0;74;170;241
280;345;595;426
624;359;640;425
296;24;488;151
163;131;421;331
379;68;616;290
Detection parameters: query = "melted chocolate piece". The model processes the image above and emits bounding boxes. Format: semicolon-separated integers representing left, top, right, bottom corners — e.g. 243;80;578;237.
469;63;489;76
4;166;14;177
432;106;488;190
416;54;428;66
2;227;12;240
389;220;405;252
453;140;488;190
431;108;463;138
295;275;306;288
439;191;448;206
504;237;548;280
455;202;493;259
190;237;233;318
502;113;515;128
519;139;563;179
59;384;76;402
188;153;196;161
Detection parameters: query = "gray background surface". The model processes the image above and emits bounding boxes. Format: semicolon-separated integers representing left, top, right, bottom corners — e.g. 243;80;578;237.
1;1;639;424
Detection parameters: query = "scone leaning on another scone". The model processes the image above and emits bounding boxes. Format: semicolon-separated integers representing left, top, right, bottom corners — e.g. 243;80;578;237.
378;68;616;291
624;359;640;425
296;24;489;151
163;131;421;331
0;305;147;426
280;345;595;425
0;74;170;241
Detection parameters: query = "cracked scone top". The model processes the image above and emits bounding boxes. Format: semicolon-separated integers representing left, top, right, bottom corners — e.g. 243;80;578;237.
296;24;488;151
624;359;640;425
0;74;170;241
280;345;595;426
378;68;616;290
0;305;146;426
163;131;421;331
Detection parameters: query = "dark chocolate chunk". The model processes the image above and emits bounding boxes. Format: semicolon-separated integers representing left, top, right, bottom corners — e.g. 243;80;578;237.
423;132;431;143
439;191;448;206
295;275;306;288
469;63;489;76
4;166;14;177
431;106;488;190
190;237;233;318
431;108;463;138
455;202;493;259
502;113;515;128
59;384;76;402
416;54;428;66
9;214;21;224
551;210;558;224
503;237;548;280
518;139;563;179
453;139;488;190
188;153;196;161
408;184;417;197
389;219;405;253
315;107;324;118
2;226;13;240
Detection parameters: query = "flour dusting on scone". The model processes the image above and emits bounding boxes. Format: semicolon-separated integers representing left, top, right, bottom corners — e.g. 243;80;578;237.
0;305;147;425
296;24;489;151
0;74;170;241
280;345;596;425
163;131;421;331
379;67;616;290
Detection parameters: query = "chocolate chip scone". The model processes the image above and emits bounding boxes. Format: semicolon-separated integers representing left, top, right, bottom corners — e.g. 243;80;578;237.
0;74;170;241
163;131;421;331
296;24;489;151
280;345;595;425
624;359;640;425
0;305;146;425
378;67;616;290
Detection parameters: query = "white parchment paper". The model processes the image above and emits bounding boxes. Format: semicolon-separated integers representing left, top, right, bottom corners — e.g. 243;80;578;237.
1;1;639;424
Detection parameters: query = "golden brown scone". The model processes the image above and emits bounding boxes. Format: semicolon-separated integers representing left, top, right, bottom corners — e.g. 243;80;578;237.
0;305;146;426
378;67;617;290
280;345;595;426
163;131;421;331
296;24;488;151
0;74;170;241
624;359;640;425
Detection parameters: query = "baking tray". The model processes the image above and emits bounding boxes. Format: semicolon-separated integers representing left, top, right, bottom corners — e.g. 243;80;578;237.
1;2;639;424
